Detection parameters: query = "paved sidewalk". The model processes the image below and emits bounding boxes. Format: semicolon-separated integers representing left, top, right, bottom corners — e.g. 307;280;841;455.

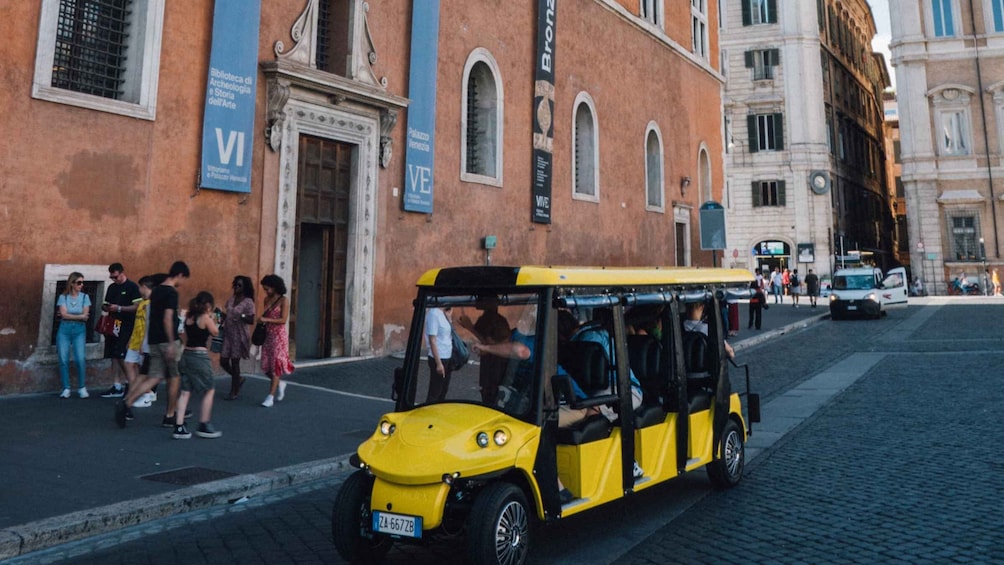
0;301;824;560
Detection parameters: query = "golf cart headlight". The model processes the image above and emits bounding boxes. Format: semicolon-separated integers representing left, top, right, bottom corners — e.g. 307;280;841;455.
379;420;396;436
476;431;490;448
493;429;509;446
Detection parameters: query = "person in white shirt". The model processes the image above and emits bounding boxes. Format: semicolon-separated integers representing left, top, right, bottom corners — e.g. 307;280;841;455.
424;306;454;403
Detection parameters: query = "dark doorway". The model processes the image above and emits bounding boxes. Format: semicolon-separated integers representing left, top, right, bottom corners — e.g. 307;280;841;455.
293;135;352;359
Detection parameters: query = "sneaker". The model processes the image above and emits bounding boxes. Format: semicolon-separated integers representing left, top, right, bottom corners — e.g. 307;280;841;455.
277;381;287;402
100;384;125;398
77;387;89;399
633;461;644;479
115;401;128;428
125;407;135;421
172;424;192;439
161;415;176;428
185;409;193;419
195;422;222;439
261;394;274;408
132;395;152;408
59;388;71;399
147;392;157;403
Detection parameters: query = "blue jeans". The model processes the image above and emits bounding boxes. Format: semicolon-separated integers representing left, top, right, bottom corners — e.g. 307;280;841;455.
56;321;87;389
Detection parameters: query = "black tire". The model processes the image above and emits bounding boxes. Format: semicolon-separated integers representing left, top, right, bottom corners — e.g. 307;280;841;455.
707;419;744;489
466;482;532;565
332;471;392;564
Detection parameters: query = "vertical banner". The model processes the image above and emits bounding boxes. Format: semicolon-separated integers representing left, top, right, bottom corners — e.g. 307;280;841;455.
403;0;441;213
200;0;261;193
532;0;557;224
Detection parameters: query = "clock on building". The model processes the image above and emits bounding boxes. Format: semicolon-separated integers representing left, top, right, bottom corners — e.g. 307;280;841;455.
809;171;830;194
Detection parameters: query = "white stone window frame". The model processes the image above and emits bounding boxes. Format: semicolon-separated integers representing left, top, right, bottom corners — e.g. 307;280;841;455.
644;122;665;213
925;0;960;38
987;0;1004;33
692;0;709;60
640;0;665;30
987;80;1004;153
460;48;504;187
32;0;166;121
927;85;974;157
35;264;113;363
572;92;601;203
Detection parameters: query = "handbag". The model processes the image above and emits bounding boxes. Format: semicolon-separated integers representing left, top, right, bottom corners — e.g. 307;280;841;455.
449;328;469;371
251;322;267;346
210;335;224;353
96;314;117;337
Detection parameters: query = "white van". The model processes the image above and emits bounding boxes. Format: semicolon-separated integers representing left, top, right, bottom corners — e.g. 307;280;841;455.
828;266;908;319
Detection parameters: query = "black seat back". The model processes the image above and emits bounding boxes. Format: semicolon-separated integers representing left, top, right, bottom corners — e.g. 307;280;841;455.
627;334;661;400
558;340;609;395
681;330;709;374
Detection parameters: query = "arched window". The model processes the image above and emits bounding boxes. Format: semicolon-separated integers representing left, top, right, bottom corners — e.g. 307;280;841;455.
698;147;712;202
645;124;664;211
461;49;503;185
572;93;599;201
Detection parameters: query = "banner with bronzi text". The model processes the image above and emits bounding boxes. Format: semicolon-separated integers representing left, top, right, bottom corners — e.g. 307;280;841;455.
531;0;556;223
200;0;261;193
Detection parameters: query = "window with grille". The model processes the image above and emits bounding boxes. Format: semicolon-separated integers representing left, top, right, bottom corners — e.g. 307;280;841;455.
752;180;785;207
316;0;350;76
745;49;778;80
946;211;980;261
51;0;132;99
742;0;777;25
461;51;503;185
573;95;598;200
747;113;784;152
33;0;165;120
645;127;664;210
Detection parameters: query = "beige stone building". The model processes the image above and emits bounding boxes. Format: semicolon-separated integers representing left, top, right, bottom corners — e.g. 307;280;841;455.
721;0;892;280
890;0;1004;294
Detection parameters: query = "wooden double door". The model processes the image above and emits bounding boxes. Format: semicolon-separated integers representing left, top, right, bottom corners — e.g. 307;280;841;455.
292;134;352;359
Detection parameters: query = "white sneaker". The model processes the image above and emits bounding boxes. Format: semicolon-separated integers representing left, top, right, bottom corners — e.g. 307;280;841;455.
59;388;71;399
132;395;152;408
261;395;274;408
77;387;89;399
147;392;157;403
277;381;287;402
633;461;644;479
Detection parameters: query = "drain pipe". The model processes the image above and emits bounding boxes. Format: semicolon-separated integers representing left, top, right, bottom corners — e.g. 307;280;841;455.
970;0;1001;258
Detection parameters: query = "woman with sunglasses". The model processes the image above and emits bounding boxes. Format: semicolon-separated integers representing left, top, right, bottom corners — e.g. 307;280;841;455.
56;272;91;398
220;275;256;400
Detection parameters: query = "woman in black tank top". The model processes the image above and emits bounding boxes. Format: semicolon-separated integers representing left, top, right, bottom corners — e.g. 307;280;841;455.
172;291;224;440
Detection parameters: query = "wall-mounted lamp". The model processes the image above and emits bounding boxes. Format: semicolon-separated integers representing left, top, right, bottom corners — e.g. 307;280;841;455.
680;176;692;195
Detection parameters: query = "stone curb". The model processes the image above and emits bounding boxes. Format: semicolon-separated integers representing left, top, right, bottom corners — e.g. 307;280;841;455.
732;311;828;353
0;455;354;559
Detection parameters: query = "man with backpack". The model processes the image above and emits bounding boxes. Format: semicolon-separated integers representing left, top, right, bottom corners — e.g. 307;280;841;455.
790;269;801;307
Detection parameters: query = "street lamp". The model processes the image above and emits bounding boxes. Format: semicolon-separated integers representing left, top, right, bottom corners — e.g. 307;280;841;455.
980;237;988;295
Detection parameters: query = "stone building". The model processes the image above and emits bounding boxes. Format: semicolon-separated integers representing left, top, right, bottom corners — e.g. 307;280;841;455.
0;0;726;393
883;91;911;270
721;0;892;280
890;0;1004;294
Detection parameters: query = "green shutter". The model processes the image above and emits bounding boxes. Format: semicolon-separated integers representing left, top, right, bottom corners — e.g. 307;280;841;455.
745;50;754;68
767;0;777;23
777;180;786;206
769;48;780;66
752;182;762;206
772;113;784;150
742;0;752;26
747;115;759;152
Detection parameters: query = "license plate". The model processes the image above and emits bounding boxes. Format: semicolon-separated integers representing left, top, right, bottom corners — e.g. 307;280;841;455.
372;511;422;538
847;305;857;310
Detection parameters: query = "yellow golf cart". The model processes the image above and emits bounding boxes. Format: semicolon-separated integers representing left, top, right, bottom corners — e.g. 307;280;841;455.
332;266;760;564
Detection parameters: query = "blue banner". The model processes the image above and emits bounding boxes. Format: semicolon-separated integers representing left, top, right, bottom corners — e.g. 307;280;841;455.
403;0;441;213
200;0;261;193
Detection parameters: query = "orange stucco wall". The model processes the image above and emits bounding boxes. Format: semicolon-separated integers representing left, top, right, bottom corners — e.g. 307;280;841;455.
0;0;724;393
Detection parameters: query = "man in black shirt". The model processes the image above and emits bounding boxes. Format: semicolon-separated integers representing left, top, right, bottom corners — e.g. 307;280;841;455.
99;263;141;398
804;269;820;308
116;261;190;428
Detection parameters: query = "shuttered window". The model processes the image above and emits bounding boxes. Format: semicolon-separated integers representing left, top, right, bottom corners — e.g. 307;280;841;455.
747;113;785;152
751;180;785;207
744;49;779;80
741;0;777;26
